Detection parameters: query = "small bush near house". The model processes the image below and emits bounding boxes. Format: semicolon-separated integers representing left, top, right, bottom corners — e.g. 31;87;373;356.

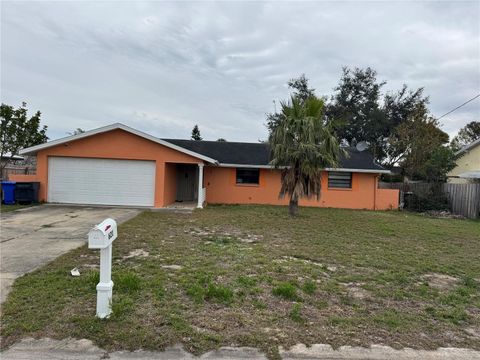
404;192;449;212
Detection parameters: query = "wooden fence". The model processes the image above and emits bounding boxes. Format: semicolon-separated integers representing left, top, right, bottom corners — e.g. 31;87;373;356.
1;165;33;181
379;182;480;219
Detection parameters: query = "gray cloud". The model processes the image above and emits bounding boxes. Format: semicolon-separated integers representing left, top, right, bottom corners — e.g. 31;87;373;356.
1;1;479;142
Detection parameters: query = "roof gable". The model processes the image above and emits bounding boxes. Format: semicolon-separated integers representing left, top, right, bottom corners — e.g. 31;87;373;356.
19;123;218;164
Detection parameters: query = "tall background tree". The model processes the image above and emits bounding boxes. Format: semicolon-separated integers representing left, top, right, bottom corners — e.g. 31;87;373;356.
0;102;48;174
269;93;342;216
327;67;386;158
324;66;455;182
272;70;458;183
326;67;430;164
387;109;454;181
450;121;480;151
381;86;430;166
191;124;202;141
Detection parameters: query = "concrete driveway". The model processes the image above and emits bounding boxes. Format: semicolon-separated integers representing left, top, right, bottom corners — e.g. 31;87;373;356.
0;205;141;303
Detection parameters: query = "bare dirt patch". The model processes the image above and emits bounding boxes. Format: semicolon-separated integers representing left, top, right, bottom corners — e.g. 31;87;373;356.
275;255;337;272
422;273;460;291
122;249;150;260
343;282;371;300
463;327;480;338
188;226;264;243
422;210;466;220
161;264;183;270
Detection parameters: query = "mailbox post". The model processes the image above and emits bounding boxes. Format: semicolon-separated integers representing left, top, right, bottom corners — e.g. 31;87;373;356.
88;218;117;319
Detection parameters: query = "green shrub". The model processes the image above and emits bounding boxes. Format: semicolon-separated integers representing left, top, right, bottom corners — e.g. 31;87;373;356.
114;272;142;293
425;305;468;325
154;286;166;300
373;309;402;329
237;275;257;287
186;277;234;305
289;303;304;323
404;191;449;212
252;299;267;309
272;282;298;301
186;283;206;303
316;299;328;309
205;284;234;304
462;276;478;289
302;280;317;295
111;297;134;318
207;236;233;245
85;270;100;287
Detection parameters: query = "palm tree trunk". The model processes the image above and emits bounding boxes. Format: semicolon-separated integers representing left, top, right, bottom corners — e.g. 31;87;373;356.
289;196;299;217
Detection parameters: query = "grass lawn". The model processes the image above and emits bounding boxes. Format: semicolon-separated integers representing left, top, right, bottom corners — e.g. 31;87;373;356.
1;206;479;358
0;203;36;213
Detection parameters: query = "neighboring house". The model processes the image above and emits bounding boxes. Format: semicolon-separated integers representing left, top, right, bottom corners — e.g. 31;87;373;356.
1;153;24;162
448;138;480;184
1;153;26;180
12;123;398;210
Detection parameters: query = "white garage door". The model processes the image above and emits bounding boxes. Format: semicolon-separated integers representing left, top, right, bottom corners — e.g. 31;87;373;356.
48;157;155;206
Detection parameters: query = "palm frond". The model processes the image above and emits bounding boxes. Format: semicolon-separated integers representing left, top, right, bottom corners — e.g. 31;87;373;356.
269;95;342;202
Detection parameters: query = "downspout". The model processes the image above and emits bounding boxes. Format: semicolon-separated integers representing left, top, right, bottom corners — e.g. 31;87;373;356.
373;174;378;210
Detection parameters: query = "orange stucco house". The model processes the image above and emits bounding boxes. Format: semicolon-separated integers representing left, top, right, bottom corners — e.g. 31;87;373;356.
13;123;399;210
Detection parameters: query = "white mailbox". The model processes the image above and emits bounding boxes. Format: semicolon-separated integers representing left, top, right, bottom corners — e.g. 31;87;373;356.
88;218;118;319
88;218;117;249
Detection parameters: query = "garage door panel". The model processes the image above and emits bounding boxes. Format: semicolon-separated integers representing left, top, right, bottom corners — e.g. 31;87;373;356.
48;157;155;206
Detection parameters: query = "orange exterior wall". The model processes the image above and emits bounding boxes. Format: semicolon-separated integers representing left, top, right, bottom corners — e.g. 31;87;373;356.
375;188;400;210
8;174;38;182
17;129;201;207
204;167;399;210
163;163;178;206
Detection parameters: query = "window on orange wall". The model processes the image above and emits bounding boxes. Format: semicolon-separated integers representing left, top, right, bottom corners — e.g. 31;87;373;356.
236;168;260;185
328;171;352;189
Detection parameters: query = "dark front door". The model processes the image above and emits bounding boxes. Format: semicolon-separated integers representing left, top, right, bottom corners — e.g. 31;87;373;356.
176;165;196;201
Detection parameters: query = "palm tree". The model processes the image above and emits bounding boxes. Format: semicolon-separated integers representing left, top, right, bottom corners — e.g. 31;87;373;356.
269;96;343;216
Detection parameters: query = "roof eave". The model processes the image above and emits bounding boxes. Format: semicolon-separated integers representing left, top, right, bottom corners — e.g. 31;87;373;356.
324;167;391;174
455;138;480;156
217;163;277;169
217;163;390;174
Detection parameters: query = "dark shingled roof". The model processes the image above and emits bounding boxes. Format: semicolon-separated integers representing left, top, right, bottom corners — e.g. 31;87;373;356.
162;139;387;171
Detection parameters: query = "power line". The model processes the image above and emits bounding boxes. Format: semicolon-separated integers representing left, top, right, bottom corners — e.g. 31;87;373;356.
436;93;480;121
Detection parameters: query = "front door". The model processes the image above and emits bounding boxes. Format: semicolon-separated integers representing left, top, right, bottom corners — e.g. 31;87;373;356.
176;165;196;201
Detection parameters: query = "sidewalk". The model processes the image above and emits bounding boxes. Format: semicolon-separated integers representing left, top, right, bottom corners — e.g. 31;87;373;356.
2;338;480;360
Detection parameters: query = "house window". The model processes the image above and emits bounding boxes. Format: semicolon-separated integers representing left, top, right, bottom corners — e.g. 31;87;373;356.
236;168;260;185
328;171;352;189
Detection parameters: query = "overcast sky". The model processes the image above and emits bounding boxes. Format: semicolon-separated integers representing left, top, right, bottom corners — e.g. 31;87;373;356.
1;1;479;142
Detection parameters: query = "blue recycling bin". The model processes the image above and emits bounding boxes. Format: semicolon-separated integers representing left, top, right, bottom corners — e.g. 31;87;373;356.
1;181;16;205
